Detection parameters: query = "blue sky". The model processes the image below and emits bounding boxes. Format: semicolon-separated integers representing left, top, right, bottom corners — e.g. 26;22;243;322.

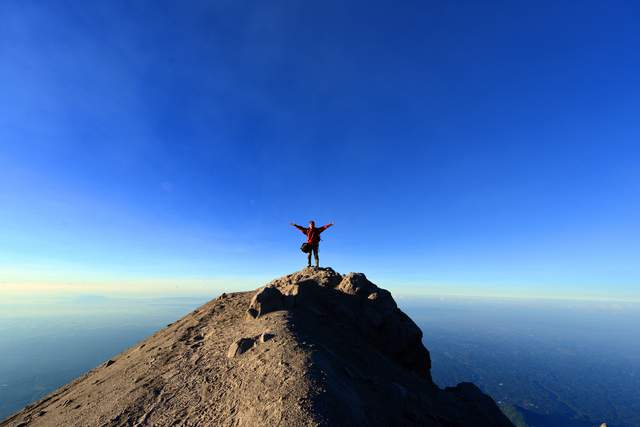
1;1;639;299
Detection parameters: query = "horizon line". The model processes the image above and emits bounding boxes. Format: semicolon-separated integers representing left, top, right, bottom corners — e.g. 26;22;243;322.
2;277;638;304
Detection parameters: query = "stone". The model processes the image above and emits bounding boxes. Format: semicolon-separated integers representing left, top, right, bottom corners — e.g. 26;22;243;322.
259;332;275;343
367;289;396;311
336;273;376;297
248;286;284;318
227;337;255;358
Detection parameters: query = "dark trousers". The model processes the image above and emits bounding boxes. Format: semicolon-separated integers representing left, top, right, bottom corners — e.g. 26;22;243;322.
307;244;319;267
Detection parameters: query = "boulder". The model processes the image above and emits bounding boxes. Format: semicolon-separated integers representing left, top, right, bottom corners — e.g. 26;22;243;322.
248;286;284;318
336;273;376;297
227;337;255;358
367;289;396;311
259;332;275;343
288;279;328;308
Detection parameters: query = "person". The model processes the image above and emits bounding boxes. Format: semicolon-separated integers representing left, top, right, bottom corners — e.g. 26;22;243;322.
290;220;334;268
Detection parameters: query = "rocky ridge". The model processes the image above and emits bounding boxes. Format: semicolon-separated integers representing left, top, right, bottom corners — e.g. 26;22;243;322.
1;268;513;426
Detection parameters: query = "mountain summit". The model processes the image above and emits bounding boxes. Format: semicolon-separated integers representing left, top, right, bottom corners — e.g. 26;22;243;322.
1;268;513;426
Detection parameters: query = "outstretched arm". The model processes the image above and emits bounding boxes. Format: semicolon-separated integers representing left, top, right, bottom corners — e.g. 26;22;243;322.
318;221;335;233
290;223;308;234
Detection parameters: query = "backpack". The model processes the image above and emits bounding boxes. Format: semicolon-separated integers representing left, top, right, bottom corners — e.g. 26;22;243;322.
300;242;312;253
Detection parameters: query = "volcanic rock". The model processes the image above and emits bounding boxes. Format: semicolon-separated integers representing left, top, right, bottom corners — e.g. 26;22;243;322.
0;268;513;427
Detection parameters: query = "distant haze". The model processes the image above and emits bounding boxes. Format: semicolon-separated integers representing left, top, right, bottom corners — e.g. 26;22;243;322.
1;293;638;424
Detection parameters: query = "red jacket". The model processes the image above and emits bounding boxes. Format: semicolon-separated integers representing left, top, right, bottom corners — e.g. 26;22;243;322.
294;224;332;244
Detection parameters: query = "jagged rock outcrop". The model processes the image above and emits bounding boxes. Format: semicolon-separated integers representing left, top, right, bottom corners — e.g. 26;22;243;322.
248;268;430;379
0;268;513;427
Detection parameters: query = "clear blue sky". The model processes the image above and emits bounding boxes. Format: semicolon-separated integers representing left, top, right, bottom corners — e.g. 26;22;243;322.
1;1;638;299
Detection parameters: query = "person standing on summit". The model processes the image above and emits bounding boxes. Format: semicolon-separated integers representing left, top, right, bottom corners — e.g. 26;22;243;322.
290;220;334;268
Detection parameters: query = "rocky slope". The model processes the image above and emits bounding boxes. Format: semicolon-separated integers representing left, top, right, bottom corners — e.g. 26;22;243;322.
1;268;513;426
